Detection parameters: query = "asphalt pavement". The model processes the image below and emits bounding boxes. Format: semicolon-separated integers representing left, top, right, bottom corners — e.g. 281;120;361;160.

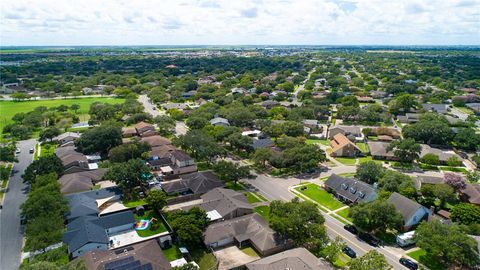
243;171;409;270
0;139;37;270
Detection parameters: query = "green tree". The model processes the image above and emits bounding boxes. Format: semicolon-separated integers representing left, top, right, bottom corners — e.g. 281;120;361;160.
402;113;454;145
355;161;384;184
387;138;421;164
450;203;480;225
108;139;151;163
283;144;326;173
153;115;176;136
454;128;480;151
75;123;122;155
349;200;403;233
22;155;64;184
104;159;151;199
419;153;440;165
252;148;273;167
212;160;250;184
167;207;209;248
39;126;61;142
0;144;17;162
388;93;418;114
270;198;328;254
174;130;224;163
70;104;80;113
320;236;346;264
145;189;167;211
446;156;462;167
348;250;391;270
415;221;480;268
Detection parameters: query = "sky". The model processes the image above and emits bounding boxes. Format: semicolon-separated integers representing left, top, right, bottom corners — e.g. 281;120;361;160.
1;0;479;46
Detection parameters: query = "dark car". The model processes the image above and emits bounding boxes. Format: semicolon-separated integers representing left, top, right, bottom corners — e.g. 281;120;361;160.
342;246;357;258
358;232;379;247
343;224;358;235
399;258;418;270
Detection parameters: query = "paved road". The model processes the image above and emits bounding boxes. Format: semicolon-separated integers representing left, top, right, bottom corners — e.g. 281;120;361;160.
243;170;408;270
0;139;37;270
138;94;164;117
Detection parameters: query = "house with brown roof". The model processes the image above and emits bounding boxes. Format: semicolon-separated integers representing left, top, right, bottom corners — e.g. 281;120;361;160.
181;188;253;221
368;141;398;161
203;213;291;256
330;133;362;157
245;247;333;270
459;184;480;205
55;146;91;174
387;192;431;230
147;144;197;177
328;125;362;141
134;121;156;137
161;171;224;196
121;127;137;138
81;240;171;270
58;169;107;194
140;135;172;148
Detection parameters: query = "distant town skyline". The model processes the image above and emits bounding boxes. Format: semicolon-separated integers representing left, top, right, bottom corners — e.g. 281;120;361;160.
1;0;479;46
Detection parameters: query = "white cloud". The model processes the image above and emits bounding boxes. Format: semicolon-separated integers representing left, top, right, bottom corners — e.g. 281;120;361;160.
0;0;478;45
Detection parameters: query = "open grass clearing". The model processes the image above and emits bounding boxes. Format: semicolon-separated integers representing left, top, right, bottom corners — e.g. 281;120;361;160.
295;183;345;211
334;157;357;165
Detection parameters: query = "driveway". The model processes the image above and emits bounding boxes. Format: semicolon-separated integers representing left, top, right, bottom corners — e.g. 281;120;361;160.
213;246;259;270
0;139;37;270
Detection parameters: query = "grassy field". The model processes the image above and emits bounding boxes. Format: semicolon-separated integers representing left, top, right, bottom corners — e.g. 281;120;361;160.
335;157;357;165
407;249;446;270
254;205;270;222
134;210;168;237
0;97;125;132
295;183;345;210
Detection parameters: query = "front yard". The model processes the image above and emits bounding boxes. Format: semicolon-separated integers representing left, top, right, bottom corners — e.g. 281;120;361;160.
253;205;270;222
334;157;357;165
40;142;57;157
245;192;267;204
407;249;447;270
134;210;168;237
295;183;345;210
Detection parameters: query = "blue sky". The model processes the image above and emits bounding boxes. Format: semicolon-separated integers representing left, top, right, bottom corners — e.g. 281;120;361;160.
1;0;479;46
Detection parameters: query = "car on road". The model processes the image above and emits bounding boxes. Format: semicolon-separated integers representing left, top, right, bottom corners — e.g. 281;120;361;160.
29;148;34;154
358;232;379;247
15;148;21;154
344;224;358;235
152;106;156;110
399;258;418;270
342;246;357;258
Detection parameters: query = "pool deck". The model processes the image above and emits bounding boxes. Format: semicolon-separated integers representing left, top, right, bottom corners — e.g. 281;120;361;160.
108;230;170;249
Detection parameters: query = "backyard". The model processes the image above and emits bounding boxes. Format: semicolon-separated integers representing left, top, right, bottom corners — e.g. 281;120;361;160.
295;183;345;211
134;210;168;237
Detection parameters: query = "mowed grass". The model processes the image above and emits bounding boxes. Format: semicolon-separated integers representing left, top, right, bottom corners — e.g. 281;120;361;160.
407;249;447;270
254;205;270;222
134;210;168;237
295;183;345;210
0;97;125;131
335;157;357;165
335;207;352;222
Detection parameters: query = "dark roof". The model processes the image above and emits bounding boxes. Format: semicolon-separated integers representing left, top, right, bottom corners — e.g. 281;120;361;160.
387;192;427;224
65;187;121;221
252;138;273;149
82;240;171;270
246;247;333;270
63;216;109;252
55;145;88;166
183;188;253;218
325;174;377;203
170;150;193;162
98;211;135;229
147;158;171;167
162;171;224;195
330;125;361;137
422;103;448;114
59;169;107;194
367;141;396;158
204;213;287;253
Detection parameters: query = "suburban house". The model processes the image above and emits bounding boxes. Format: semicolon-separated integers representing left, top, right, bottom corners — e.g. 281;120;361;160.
396;113;421;124
420;144;462;165
260;100;280;109
324;174;378;204
180;188;253;221
82;239;171;270
330;133;362;157
245;247;334;270
459;184;480;205
422;103;449;114
387;192;431;230
370;90;388;99
252;137;274;150
370;127;401;139
135;121;157;137
328;125;362;141
52;132;81;147
160;171;224;196
141;135;172;148
209;117;230;127
121;127;137;138
466;103;480;115
55;146;93;174
303;119;324;136
203;213;291;256
63;210;136;258
414;175;444;190
368;141;397;161
147;144;197;177
58;169;107;194
162;103;189;111
64;187;122;222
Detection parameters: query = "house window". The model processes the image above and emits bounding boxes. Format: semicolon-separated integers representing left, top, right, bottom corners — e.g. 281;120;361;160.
349;187;356;194
341;183;348;190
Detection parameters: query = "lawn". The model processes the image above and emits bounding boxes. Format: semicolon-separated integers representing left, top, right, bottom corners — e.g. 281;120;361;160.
356;142;369;153
225;182;245;191
254;205;270;222
335;157;357;165
407;249;447;270
358;156;383;164
191;249;217;270
333;253;351;268
0;97;125;132
245;192;265;204
40;142;56;157
295;183;345;210
134;210;168;237
162;245;183;261
439;166;469;173
335;208;352;222
241;247;259;257
22;245;69;266
306;139;330;146
123;198;147;208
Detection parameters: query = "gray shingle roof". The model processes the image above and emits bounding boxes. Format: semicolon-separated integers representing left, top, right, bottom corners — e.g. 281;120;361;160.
63;216;109;252
325;174;377;203
246;247;334;270
387;192;427;224
183;188;253;218
161;171;224;195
